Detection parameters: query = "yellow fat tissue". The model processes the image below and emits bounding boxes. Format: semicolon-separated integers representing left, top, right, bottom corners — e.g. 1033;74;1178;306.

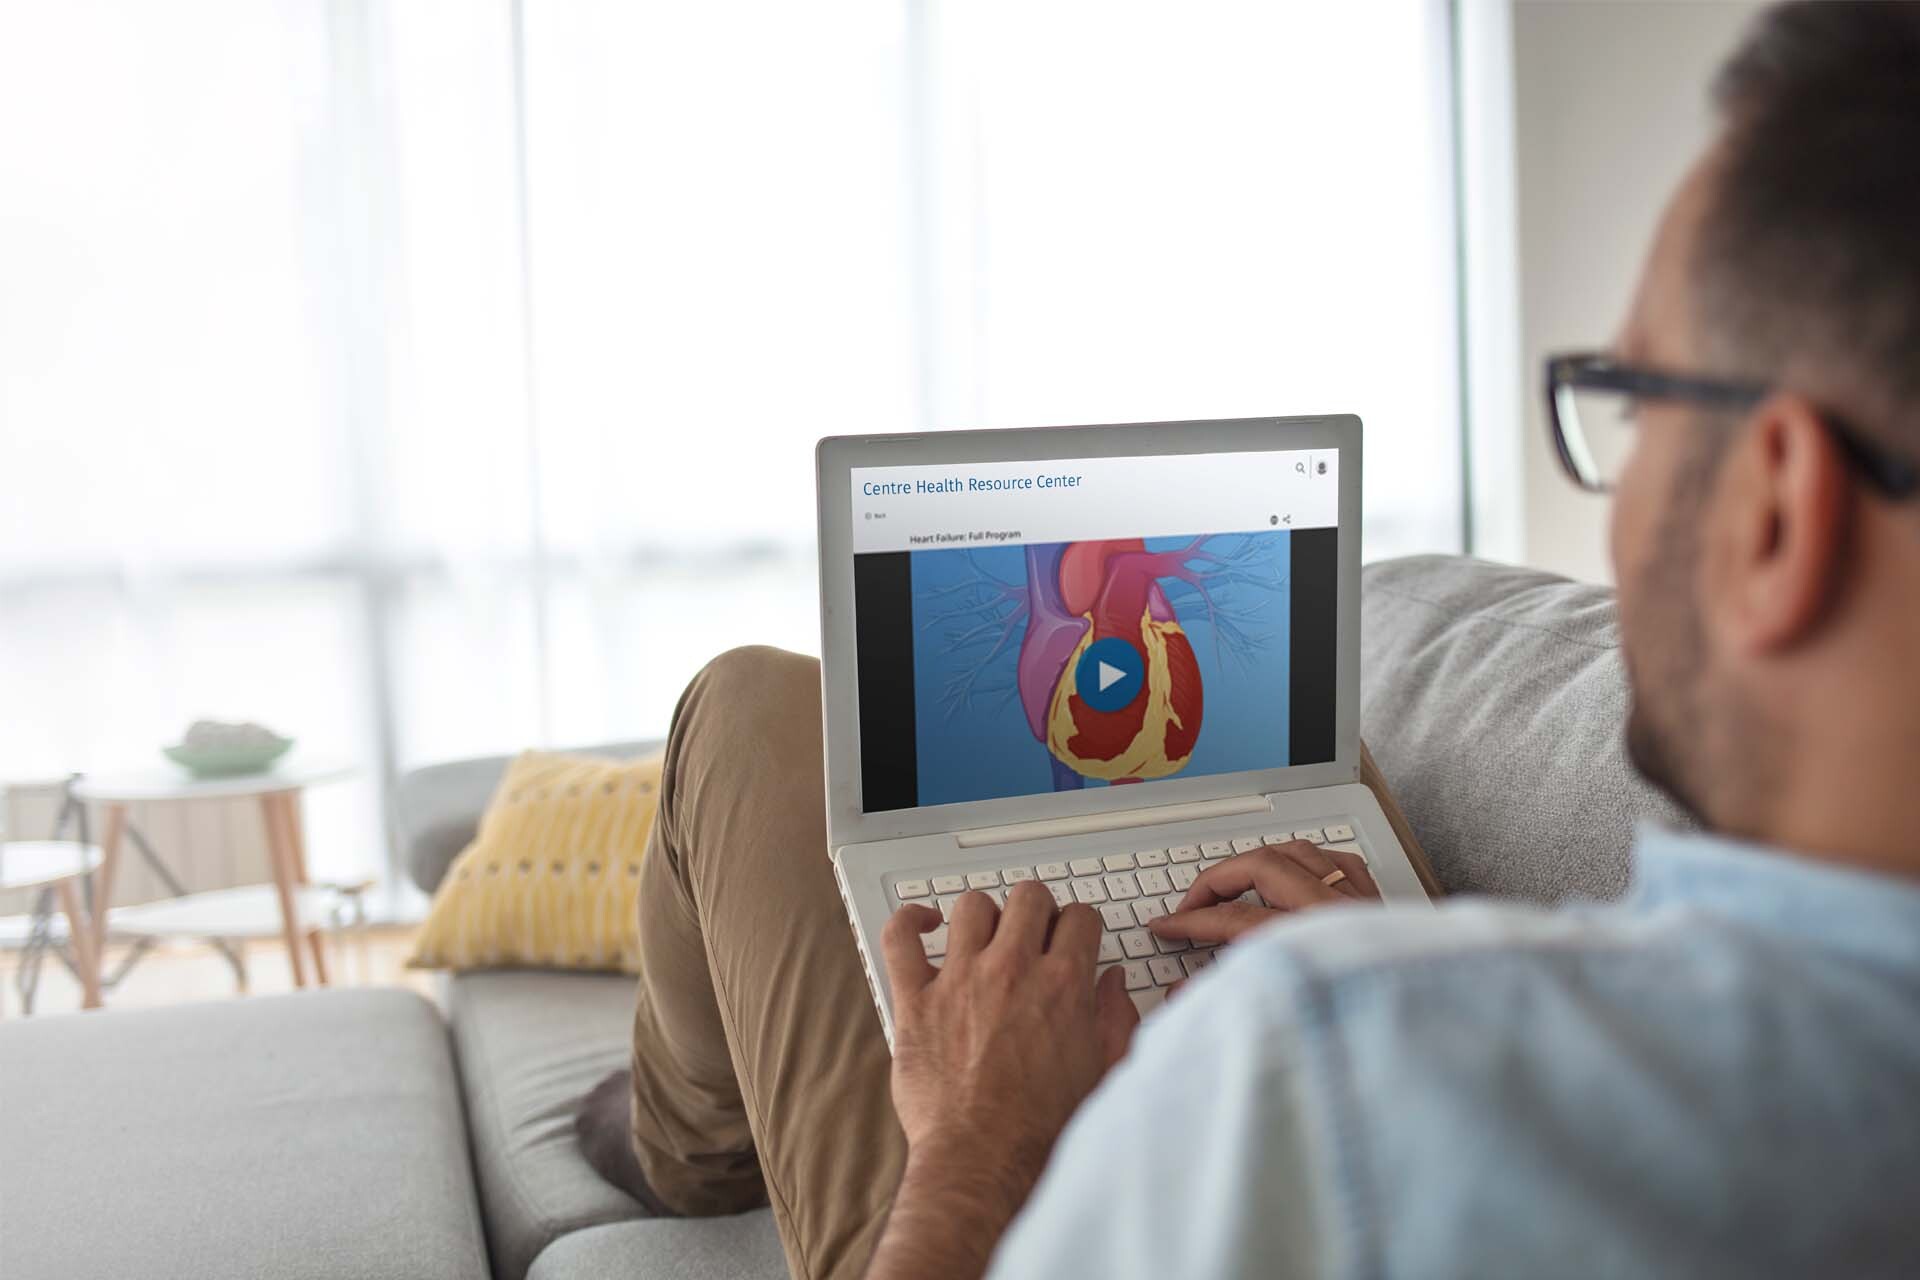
1045;609;1195;783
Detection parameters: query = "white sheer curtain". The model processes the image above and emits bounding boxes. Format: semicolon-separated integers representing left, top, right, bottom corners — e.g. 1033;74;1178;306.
0;0;1460;892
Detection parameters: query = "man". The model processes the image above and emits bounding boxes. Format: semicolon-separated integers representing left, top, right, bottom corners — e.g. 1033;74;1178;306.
620;4;1920;1275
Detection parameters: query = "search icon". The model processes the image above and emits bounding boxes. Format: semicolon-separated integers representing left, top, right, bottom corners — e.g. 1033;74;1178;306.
1295;461;1307;475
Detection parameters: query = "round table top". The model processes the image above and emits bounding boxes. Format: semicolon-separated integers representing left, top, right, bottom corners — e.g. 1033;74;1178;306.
0;840;104;891
71;759;355;803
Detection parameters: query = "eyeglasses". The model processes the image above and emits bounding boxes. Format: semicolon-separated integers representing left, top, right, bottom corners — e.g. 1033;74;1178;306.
1543;351;1919;499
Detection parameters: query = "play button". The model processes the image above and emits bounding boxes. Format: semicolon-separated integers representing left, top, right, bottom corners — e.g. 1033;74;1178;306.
1075;636;1145;714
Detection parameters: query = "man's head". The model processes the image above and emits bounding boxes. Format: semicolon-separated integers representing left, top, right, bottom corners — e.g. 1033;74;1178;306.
1610;2;1920;853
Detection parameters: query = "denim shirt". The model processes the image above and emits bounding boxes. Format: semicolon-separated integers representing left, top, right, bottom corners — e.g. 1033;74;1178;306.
990;827;1920;1278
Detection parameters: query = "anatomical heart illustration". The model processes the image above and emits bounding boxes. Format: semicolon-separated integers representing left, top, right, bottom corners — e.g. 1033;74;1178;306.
911;531;1289;805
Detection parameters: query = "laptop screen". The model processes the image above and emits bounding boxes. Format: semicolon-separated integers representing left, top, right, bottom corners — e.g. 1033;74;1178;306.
848;447;1340;813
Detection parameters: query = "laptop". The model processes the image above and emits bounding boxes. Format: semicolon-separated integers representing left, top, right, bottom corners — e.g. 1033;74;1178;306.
815;415;1430;1046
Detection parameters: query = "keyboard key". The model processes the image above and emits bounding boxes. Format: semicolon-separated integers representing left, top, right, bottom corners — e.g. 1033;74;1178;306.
1155;933;1188;954
1130;987;1167;1017
1169;845;1201;863
894;879;930;900
1262;832;1292;847
1170;864;1199;891
1324;841;1366;858
1324;823;1355;843
1121;960;1152;990
1136;867;1173;896
1149;956;1185;986
1131;899;1166;927
1200;840;1233;858
1072;877;1108;904
1135;849;1169;867
1232;835;1263;854
923;928;948;958
1163;894;1185;916
1036;861;1071;882
986;888;1006;907
932;875;966;895
936;894;962;921
1069;856;1103;876
1002;867;1035;884
1100;903;1135;932
1201;857;1229;873
967;871;1000;890
1293;828;1325;844
1120;929;1155;958
1102;852;1137;872
1104;873;1140;901
1098;934;1123;963
1047;882;1074;908
1181;952;1213;978
1236;889;1264;908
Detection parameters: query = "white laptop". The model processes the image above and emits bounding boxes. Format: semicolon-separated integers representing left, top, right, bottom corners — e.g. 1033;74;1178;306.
815;415;1430;1046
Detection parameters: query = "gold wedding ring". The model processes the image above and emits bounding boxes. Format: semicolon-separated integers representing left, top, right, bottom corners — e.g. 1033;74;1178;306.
1320;869;1348;888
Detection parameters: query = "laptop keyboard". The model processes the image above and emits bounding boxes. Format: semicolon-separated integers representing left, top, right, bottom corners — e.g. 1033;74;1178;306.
887;823;1361;1016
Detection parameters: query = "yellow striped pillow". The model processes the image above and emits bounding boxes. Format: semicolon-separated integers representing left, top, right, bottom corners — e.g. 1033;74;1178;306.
408;750;662;973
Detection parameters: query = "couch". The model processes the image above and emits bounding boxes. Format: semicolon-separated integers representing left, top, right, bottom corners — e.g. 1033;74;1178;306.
0;555;1693;1280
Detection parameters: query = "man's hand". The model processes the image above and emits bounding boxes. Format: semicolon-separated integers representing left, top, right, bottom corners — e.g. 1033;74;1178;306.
863;881;1138;1280
1149;839;1380;948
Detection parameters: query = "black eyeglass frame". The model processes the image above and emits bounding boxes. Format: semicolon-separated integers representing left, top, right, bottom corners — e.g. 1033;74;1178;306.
1543;351;1919;499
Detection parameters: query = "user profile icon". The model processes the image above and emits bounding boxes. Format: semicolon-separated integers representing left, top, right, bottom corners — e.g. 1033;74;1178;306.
1316;460;1328;476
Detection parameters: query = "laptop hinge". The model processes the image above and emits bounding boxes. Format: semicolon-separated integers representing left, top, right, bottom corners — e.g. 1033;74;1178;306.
953;794;1272;850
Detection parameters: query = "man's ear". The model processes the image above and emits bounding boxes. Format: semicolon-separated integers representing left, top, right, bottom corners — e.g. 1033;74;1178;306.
1709;393;1853;657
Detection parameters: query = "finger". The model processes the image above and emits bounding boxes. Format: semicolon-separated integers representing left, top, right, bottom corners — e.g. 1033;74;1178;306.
1094;964;1139;1067
1272;842;1363;900
1322;846;1380;899
1245;854;1352;911
1174;854;1264;913
945;889;999;957
879;905;941;998
993;879;1056;954
1047;901;1103;971
1149;901;1276;945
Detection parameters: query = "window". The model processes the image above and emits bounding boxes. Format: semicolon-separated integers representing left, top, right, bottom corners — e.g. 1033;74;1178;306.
0;0;1461;898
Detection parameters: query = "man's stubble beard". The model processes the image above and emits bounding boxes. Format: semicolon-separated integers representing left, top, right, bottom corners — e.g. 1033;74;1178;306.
1621;434;1728;828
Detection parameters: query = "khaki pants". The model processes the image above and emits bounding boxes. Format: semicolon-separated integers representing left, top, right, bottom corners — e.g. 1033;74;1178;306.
627;646;1435;1280
628;647;901;1280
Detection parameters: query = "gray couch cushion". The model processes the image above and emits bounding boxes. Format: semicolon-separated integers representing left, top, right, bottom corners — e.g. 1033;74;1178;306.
447;969;649;1280
0;990;488;1280
526;1213;785;1280
394;740;663;895
1360;555;1696;904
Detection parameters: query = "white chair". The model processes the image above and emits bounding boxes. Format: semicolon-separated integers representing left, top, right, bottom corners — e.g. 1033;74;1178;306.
0;778;106;1012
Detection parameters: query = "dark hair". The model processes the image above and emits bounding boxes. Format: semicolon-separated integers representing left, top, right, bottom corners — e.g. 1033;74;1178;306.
1697;1;1920;448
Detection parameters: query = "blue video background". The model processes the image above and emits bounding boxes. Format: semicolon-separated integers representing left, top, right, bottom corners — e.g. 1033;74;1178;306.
909;531;1292;807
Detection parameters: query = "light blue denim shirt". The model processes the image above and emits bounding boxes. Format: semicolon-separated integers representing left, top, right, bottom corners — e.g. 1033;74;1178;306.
990;827;1920;1278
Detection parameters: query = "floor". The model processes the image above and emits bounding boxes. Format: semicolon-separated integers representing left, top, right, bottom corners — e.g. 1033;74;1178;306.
0;925;436;1018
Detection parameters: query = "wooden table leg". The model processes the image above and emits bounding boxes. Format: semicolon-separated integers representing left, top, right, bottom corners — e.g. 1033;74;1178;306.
282;792;330;986
260;793;308;988
89;804;127;966
56;877;103;1010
